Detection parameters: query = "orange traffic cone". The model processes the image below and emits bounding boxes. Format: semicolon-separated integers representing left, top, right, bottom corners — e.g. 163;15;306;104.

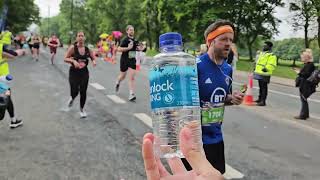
136;64;141;71
243;73;254;106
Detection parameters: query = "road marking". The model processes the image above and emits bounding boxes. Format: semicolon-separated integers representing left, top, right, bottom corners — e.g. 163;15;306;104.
224;164;245;179
107;95;126;104
135;112;244;179
310;113;320;120
90;83;106;90
134;113;152;127
234;82;320;103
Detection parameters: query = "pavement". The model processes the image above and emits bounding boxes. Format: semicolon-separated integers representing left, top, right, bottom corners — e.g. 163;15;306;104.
0;47;319;180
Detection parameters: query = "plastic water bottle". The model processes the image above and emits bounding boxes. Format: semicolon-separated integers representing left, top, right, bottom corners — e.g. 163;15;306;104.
0;75;12;94
149;32;202;158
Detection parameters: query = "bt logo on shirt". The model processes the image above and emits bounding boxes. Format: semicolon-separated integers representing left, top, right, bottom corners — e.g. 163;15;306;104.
210;87;227;103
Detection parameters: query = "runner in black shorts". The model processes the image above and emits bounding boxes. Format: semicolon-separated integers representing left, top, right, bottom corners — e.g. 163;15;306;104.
64;31;96;118
32;35;40;61
115;25;145;101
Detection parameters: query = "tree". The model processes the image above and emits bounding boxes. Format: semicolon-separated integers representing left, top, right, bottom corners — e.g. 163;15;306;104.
0;0;39;33
289;0;316;48
311;0;320;50
210;0;284;60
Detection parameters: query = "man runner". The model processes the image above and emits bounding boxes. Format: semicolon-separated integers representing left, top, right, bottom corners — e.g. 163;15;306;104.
115;25;145;101
181;20;244;174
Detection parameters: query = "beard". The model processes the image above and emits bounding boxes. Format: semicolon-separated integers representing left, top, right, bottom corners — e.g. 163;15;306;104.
213;48;228;60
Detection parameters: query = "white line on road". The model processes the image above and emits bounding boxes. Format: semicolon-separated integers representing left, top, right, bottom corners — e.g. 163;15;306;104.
134;113;152;127
90;83;106;90
234;82;320;103
107;95;126;104
134;113;244;179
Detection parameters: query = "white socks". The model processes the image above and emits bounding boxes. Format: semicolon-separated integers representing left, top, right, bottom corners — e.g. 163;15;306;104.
11;117;16;122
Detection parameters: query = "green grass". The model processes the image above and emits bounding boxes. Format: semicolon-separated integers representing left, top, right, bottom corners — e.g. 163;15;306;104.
146;52;317;80
146;49;159;57
237;58;298;79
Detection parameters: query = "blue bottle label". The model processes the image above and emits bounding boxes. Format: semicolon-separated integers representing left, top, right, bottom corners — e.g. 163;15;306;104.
149;65;200;110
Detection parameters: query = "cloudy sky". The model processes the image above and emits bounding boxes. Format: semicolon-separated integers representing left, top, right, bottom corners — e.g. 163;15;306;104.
35;0;304;40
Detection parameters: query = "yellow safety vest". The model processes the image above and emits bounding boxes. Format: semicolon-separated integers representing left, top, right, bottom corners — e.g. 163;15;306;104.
254;52;277;76
0;31;12;45
0;43;10;76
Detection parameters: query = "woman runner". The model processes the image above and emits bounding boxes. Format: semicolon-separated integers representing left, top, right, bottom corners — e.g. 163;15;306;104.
64;31;97;118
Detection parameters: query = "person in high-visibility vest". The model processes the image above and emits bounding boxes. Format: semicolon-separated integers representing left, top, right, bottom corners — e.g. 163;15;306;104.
0;42;23;128
253;41;277;106
0;26;13;46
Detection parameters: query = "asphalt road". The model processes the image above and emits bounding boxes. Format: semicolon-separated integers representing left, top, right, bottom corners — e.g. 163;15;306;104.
0;47;319;180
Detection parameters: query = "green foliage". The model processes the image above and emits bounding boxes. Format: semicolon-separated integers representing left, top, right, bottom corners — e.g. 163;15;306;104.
273;38;320;63
237;58;302;79
146;49;159;57
0;0;40;33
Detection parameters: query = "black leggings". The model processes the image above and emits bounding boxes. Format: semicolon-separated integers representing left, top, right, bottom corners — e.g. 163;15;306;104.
69;70;89;109
0;95;15;120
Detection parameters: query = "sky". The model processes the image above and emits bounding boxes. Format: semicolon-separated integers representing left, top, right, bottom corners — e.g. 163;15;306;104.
36;0;61;17
35;0;305;40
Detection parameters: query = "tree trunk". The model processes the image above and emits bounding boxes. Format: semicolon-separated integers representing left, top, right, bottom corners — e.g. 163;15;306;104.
318;16;320;50
247;39;253;61
304;16;309;48
293;58;296;67
145;16;153;49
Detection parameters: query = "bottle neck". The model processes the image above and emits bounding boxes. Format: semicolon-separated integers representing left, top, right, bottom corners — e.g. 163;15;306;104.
160;45;183;53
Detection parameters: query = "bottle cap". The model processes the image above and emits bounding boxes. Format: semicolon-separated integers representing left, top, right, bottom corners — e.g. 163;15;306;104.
6;75;13;81
159;32;182;48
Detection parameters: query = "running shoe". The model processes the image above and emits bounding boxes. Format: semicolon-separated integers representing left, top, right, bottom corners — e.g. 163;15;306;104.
68;98;74;107
10;119;23;128
80;110;87;118
129;93;136;101
115;83;120;93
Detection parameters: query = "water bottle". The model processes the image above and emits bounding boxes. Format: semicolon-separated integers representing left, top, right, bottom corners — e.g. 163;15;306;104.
149;32;202;158
0;75;12;94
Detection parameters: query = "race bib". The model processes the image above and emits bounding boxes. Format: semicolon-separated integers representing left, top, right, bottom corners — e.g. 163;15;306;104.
129;51;136;59
78;59;86;69
201;103;225;125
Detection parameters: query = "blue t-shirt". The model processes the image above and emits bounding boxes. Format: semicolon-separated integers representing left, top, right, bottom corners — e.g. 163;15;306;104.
197;53;233;144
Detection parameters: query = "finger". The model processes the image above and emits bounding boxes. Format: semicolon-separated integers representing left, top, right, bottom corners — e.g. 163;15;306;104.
180;126;221;177
167;157;187;174
156;157;171;177
142;133;160;180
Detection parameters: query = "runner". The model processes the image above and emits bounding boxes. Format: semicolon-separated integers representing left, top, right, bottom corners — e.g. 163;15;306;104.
115;25;145;101
31;34;41;61
181;20;244;174
26;33;33;54
48;34;61;64
0;42;23;128
64;31;97;118
42;36;49;49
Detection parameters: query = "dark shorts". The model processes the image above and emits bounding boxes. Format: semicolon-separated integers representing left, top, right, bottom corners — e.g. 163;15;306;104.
33;43;40;49
50;47;57;54
182;141;225;174
120;58;136;72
